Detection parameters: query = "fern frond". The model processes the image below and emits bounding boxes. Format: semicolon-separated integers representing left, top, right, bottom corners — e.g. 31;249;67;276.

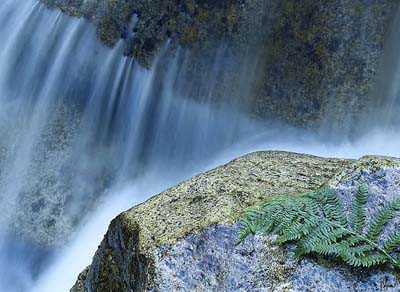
238;186;400;270
349;184;368;233
347;243;376;256
341;252;387;268
297;221;335;254
237;209;261;242
366;198;400;241
311;242;342;256
383;232;400;253
322;188;348;226
278;211;309;243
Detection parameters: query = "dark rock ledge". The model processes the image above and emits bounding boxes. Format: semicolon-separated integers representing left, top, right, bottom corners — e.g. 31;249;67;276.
41;0;400;129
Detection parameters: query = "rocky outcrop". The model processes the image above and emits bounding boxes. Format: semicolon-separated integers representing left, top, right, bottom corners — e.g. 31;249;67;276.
255;0;399;130
42;0;400;130
71;151;400;291
40;0;275;64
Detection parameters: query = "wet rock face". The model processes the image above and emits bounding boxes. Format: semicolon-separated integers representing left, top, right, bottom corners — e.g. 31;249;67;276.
153;225;293;291
82;216;153;292
259;0;400;131
145;225;400;292
149;161;400;292
71;151;350;291
292;260;400;291
71;153;400;292
41;0;272;65
42;0;399;130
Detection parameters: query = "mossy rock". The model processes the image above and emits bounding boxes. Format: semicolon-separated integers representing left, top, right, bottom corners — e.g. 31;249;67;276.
71;151;352;291
71;152;400;291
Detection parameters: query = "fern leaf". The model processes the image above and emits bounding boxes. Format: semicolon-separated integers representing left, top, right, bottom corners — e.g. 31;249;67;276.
340;252;386;268
278;220;304;243
383;232;400;253
358;254;387;268
238;186;400;270
349;184;368;233
237;209;262;242
297;221;334;254
322;188;348;226
347;244;376;256
312;242;342;256
299;216;320;236
238;219;256;242
272;210;297;234
366;198;400;241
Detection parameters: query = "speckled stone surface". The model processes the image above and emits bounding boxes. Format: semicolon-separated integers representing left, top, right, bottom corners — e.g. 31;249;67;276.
71;152;400;292
152;222;400;292
292;259;400;292
153;225;293;292
115;151;350;253
330;156;400;244
150;157;400;292
290;156;400;292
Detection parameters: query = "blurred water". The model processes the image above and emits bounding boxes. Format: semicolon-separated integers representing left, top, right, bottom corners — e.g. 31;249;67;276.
0;1;267;290
366;7;400;130
0;1;399;292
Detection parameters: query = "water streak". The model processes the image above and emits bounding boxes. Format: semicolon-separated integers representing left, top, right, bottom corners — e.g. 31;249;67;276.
0;1;265;290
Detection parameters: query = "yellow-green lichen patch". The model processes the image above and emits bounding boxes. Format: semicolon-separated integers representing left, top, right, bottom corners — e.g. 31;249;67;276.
328;155;400;186
118;151;351;253
72;152;400;291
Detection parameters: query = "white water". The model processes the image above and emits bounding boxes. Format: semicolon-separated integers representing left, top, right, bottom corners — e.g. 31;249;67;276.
0;1;399;292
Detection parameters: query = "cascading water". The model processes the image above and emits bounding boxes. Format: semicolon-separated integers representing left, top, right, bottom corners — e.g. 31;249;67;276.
0;1;267;290
0;1;400;292
366;7;400;130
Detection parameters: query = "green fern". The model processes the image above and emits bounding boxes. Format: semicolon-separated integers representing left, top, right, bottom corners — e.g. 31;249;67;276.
349;184;368;233
238;185;400;269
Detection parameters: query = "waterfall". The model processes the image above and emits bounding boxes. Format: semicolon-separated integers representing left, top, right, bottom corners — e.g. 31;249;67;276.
0;1;266;290
366;7;400;130
0;1;399;291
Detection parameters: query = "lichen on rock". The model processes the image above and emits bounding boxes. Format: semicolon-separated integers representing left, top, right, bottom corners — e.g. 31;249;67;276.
71;151;400;291
70;151;351;291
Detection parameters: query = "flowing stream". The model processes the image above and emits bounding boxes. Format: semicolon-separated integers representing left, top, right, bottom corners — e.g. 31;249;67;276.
0;1;399;291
